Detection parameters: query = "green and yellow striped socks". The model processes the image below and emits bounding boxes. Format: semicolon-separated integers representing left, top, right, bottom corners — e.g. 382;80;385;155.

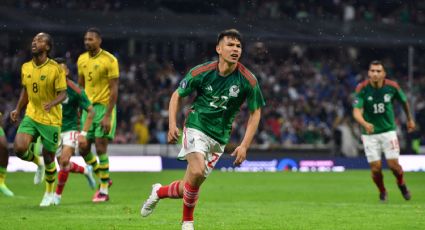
44;161;57;193
20;143;42;166
98;154;110;194
83;152;99;177
0;167;6;185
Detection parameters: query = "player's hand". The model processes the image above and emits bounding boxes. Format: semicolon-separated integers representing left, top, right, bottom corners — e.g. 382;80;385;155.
231;145;247;166
363;122;374;134
101;115;111;134
10;110;19;123
78;134;88;149
43;103;53;112
168;126;180;144
407;119;416;133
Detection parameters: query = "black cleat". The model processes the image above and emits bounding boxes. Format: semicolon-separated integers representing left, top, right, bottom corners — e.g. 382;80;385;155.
398;184;411;201
379;191;387;202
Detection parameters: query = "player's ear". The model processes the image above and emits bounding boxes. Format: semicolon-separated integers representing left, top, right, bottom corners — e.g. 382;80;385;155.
216;44;221;55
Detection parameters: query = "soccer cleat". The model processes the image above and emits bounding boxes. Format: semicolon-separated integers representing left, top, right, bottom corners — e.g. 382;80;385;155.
40;192;55;207
34;164;45;185
0;184;14;197
84;165;96;189
53;193;62;205
379;191;388;202
140;183;161;217
182;221;194;230
398;184;411;201
92;190;109;203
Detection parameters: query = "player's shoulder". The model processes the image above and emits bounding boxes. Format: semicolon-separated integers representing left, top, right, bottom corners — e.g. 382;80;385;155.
355;79;369;93
46;58;63;74
21;60;33;70
384;79;401;90
100;49;118;63
66;79;82;95
237;62;257;87
77;52;89;63
189;60;218;77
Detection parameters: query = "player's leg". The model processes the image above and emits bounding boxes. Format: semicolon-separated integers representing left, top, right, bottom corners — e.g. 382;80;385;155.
0;132;14;197
382;131;410;200
92;137;111;202
55;145;73;202
362;134;386;201
13;117;42;167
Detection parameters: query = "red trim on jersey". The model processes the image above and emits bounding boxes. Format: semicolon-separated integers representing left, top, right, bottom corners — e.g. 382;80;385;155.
355;80;369;93
66;79;82;95
237;63;257;87
384;79;401;90
191;61;218;77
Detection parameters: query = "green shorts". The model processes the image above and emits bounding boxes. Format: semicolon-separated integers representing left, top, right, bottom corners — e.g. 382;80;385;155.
0;127;4;137
17;116;61;153
81;104;116;140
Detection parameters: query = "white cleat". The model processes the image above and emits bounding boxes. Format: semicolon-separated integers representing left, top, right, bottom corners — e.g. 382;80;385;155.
182;221;194;230
34;164;45;185
84;165;96;189
140;183;161;217
40;192;55;207
53;193;61;205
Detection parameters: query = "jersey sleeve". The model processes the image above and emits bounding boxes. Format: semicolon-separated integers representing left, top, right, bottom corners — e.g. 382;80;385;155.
247;83;266;112
77;56;84;78
79;89;92;111
21;65;26;87
353;91;364;108
394;87;408;103
55;66;67;92
177;72;202;97
108;57;119;79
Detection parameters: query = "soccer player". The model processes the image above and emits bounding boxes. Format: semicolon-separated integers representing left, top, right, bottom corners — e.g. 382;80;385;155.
0;112;14;197
140;29;265;230
10;32;67;206
52;58;96;205
77;28;119;202
353;60;416;202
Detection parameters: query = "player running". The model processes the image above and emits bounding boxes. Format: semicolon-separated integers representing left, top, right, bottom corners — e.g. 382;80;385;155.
140;29;265;230
353;60;415;202
10;32;67;206
77;28;119;202
51;57;97;205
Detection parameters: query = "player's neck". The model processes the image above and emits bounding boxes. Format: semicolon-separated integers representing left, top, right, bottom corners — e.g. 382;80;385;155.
89;48;101;57
32;53;48;66
371;80;384;88
218;60;237;77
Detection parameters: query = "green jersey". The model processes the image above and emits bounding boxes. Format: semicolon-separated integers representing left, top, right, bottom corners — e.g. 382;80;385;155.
178;61;265;144
61;79;91;132
353;79;407;134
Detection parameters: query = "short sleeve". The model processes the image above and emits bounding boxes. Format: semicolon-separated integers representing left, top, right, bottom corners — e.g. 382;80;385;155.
247;83;266;112
21;65;26;87
55;66;67;92
108;57;119;79
353;92;364;108
79;89;92;111
394;87;407;103
177;72;202;97
77;56;84;78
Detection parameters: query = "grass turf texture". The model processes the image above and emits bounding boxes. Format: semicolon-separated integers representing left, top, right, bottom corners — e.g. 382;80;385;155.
0;170;424;230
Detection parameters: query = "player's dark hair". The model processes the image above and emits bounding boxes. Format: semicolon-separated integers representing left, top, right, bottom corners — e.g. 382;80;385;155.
54;57;66;64
369;60;385;70
217;29;242;45
86;27;102;38
41;32;53;55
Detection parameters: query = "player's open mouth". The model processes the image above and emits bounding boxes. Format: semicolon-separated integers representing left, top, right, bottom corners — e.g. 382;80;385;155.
231;54;239;58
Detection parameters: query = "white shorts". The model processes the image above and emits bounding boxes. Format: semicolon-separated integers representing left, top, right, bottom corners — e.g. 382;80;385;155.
178;127;225;177
55;130;80;156
361;130;400;163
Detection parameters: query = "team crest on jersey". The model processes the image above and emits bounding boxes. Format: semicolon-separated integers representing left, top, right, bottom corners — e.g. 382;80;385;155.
179;79;188;89
384;94;391;102
229;85;240;97
40;75;46;80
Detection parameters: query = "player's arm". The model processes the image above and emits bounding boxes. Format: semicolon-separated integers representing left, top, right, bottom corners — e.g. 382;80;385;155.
78;74;85;88
43;90;67;112
10;88;29;123
401;101;416;132
168;90;183;144
352;108;374;134
100;78;118;133
232;108;261;166
78;104;95;149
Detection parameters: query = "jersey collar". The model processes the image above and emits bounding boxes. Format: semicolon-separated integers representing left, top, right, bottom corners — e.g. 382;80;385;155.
32;58;50;69
90;49;103;59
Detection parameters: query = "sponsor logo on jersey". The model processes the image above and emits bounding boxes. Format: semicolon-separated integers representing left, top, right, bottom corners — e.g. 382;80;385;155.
229;85;240;97
27;74;31;78
384;94;391;102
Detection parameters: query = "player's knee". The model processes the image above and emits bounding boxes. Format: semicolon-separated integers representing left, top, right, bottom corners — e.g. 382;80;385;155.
371;166;381;174
13;142;27;156
189;167;205;180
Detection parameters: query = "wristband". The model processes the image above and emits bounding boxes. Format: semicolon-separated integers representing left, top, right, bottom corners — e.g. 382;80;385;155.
80;131;87;137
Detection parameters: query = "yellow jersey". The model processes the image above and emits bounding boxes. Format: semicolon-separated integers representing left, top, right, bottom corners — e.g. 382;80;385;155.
77;49;119;105
21;58;67;126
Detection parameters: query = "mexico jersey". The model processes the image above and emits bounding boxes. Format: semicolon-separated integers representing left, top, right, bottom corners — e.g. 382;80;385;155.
61;79;91;132
77;49;119;105
21;58;67;126
177;61;266;144
353;79;407;134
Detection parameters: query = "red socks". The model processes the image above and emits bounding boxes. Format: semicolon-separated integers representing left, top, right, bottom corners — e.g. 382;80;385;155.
56;169;69;195
393;170;405;185
182;182;199;222
372;172;386;193
70;162;85;174
157;181;182;198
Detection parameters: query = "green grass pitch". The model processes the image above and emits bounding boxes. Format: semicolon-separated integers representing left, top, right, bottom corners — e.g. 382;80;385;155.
0;170;424;229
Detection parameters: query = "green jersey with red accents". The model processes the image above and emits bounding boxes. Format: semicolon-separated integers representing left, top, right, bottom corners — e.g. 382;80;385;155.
353;79;407;134
177;61;265;144
61;79;91;132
